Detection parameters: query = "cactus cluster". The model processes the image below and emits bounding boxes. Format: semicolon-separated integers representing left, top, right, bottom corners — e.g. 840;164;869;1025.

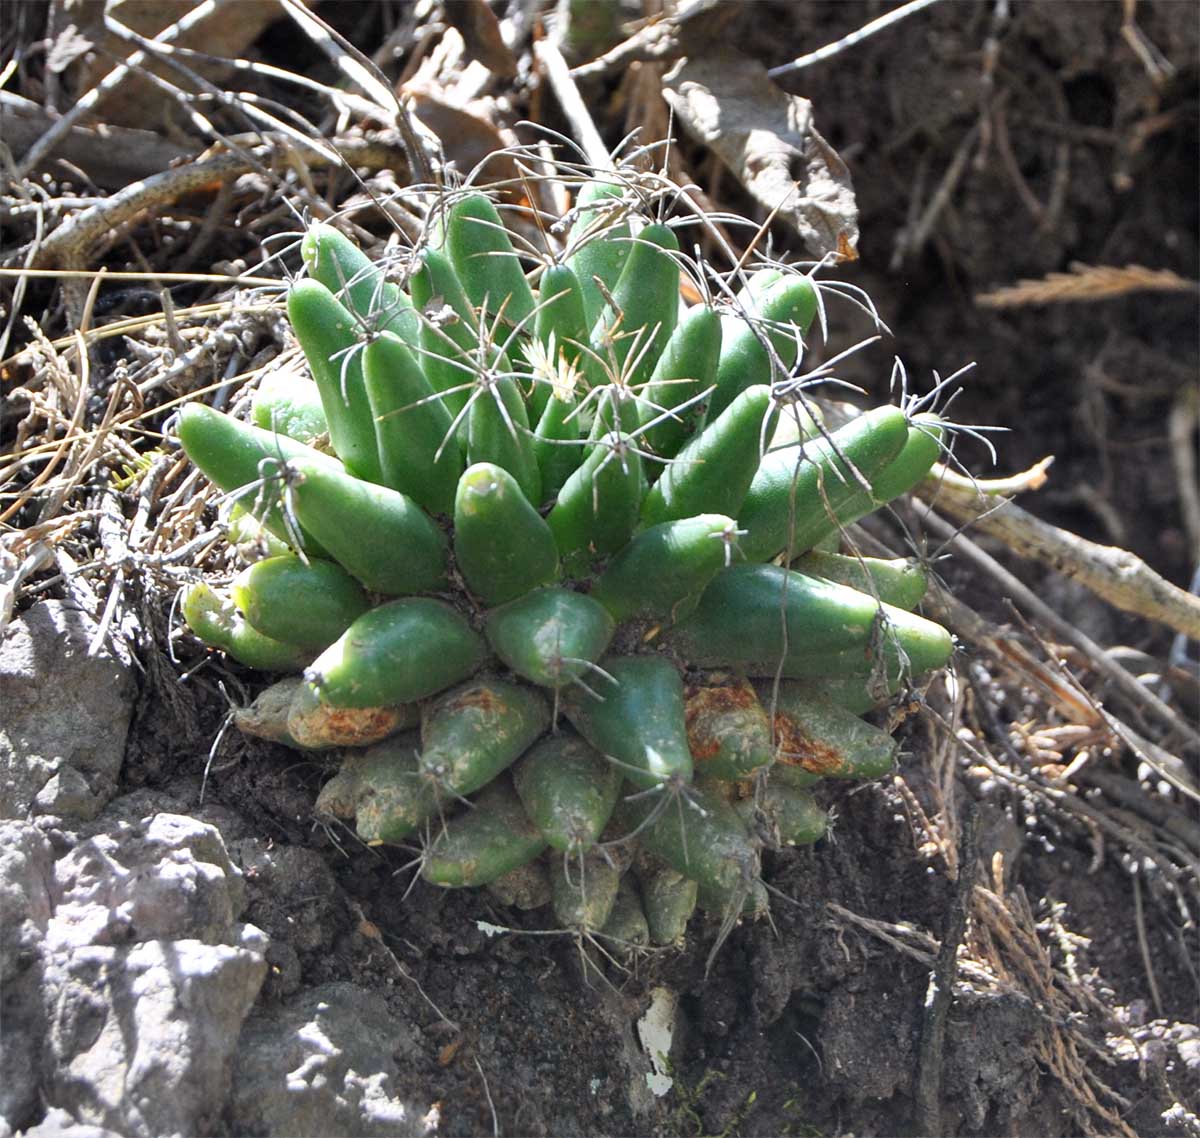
176;173;956;948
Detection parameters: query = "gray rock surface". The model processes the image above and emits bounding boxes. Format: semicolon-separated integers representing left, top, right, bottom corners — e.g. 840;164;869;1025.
0;812;267;1138
13;1107;123;1138
43;931;267;1137
49;813;247;950
0;601;135;821
0;822;56;1129
229;982;429;1138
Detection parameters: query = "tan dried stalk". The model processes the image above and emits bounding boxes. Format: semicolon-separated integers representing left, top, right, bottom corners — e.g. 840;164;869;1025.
976;261;1198;308
921;473;1200;641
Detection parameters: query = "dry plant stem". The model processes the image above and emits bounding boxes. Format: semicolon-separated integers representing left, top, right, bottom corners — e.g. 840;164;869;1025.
29;137;411;326
0;91;193;186
83;38;392;126
971;886;1137;1138
828;897;1121;1052
976;262;1199;307
1168;383;1200;562
14;0;230;178
891;686;965;877
52;545;105;623
1001;588;1200;801
86;455;180;659
0;333;89;525
33;138;409;273
33;153;255;276
0;168;45;363
0;542;54;628
534;38;613;172
946;696;1198;928
826;898;1137;1138
277;0;439;182
91;487;133;659
136;309;286;398
930;457;1054;497
922;478;1200;641
42;348;125;522
892;122;979;270
277;0;398;114
915;794;978;1138
1121;1;1176;87
1079;768;1200;856
567;5;703;82
99;14;347;172
992;97;1046;223
0;269;282;288
1131;871;1165;1018
347;896;460;1032
767;0;943;78
0;298;282;383
917;504;1200;761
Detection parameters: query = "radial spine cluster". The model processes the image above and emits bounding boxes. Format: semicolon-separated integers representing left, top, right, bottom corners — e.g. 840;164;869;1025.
177;173;956;945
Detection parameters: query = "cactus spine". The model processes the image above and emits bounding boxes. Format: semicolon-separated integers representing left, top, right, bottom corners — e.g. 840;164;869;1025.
176;173;958;948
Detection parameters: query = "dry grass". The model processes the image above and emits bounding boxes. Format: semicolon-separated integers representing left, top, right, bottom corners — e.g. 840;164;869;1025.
2;4;1197;1135
977;262;1199;308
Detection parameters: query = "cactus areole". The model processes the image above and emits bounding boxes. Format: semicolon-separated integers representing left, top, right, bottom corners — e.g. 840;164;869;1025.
179;177;958;948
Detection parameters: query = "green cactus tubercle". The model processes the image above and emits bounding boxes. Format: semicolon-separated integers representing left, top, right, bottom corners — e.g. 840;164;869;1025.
178;184;955;945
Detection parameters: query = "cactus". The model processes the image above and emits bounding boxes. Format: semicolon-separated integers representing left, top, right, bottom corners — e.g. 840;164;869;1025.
176;174;961;951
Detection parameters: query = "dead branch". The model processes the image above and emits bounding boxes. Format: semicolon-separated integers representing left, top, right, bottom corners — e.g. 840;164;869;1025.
921;474;1200;642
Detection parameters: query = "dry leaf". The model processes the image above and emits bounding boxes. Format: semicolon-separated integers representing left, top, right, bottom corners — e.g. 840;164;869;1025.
93;0;282;128
403;84;522;188
0;90;192;188
442;0;518;78
662;53;859;261
402;25;525;188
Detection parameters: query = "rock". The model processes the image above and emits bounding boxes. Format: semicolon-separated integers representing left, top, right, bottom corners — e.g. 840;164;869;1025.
38;813;267;1135
1169;1022;1200;1079
16;1106;123;1138
0;823;56;1129
42;931;267;1138
0;601;135;822
0;822;55;979
229;982;428;1137
78;789;190;836
49;814;246;950
0;811;269;1138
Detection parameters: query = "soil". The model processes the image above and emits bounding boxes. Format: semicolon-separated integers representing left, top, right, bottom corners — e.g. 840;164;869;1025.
3;2;1198;1136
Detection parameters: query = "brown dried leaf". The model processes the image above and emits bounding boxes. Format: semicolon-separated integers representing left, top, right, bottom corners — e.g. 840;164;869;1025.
662;52;859;261
402;84;522;188
97;0;283;128
0;90;192;188
442;0;517;79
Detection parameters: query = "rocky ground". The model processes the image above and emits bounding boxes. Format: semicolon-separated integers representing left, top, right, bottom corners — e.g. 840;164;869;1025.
1;2;1197;1136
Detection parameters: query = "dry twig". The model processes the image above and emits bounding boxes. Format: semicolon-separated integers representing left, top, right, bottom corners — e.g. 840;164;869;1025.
921;474;1200;642
916;797;979;1136
916;514;1200;762
1168;383;1200;563
768;0;943;78
534;37;613;172
13;0;230;177
32;137;410;277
